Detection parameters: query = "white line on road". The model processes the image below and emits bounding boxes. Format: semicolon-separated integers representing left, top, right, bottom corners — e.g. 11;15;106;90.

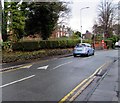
0;75;35;88
52;61;73;70
37;65;49;70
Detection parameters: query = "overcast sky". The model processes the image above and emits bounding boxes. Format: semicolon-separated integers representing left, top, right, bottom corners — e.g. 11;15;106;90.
68;0;119;33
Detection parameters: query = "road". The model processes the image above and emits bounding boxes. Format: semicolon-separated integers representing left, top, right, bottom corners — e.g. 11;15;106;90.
1;50;119;102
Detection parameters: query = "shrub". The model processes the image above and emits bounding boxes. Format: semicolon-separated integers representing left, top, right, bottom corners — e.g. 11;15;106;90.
12;41;40;51
11;39;80;51
104;40;113;49
2;41;13;52
2;49;73;63
83;39;92;44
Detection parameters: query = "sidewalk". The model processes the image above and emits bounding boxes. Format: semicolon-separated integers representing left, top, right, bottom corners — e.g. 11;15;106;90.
88;60;118;101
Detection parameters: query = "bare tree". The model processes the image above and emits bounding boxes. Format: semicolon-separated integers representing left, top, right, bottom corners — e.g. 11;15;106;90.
96;0;116;38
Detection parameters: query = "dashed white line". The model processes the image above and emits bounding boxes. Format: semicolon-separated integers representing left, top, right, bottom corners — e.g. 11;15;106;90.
0;75;35;88
52;61;73;70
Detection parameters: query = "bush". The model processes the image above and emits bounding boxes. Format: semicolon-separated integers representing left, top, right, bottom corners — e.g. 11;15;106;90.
2;41;13;52
11;39;80;51
104;40;113;49
2;49;73;63
83;39;92;44
12;41;40;51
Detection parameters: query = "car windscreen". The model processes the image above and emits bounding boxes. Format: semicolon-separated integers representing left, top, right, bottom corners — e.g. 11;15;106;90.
76;44;86;47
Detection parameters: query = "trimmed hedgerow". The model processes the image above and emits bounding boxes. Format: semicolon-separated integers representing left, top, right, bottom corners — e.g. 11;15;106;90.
12;39;81;51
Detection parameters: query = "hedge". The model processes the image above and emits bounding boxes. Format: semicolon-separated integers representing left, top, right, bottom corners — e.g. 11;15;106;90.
104;40;113;49
11;39;81;51
2;39;93;51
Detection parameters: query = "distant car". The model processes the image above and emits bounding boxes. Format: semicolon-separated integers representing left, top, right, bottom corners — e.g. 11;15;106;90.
73;43;94;57
115;41;120;49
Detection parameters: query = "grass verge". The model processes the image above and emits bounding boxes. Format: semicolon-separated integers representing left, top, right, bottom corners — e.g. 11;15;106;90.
2;48;73;63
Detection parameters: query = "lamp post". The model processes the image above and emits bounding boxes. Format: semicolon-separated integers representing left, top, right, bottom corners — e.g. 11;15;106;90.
80;7;90;43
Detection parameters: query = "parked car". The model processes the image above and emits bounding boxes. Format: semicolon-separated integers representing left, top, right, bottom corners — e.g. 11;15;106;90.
115;40;120;49
73;43;94;57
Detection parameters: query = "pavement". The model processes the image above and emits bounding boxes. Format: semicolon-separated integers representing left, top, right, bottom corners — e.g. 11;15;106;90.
88;58;119;102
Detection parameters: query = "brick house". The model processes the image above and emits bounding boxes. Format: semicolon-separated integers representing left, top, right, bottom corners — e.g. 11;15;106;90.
82;30;92;39
51;25;73;38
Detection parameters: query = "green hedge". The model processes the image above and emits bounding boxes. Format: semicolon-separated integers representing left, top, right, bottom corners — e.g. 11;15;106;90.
104;40;113;49
12;39;81;51
2;39;93;51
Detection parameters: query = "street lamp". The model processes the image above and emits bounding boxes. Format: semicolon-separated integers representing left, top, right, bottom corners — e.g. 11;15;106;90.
80;7;90;43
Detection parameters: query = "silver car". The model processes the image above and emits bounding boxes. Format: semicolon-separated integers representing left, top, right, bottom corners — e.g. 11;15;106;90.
73;43;94;57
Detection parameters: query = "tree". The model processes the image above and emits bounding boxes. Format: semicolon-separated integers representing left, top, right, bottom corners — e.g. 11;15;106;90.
25;2;70;40
113;24;120;36
2;2;8;41
74;31;81;37
92;23;103;35
94;0;116;38
2;2;28;42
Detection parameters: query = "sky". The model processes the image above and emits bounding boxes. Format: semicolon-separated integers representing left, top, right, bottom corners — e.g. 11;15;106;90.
68;0;119;33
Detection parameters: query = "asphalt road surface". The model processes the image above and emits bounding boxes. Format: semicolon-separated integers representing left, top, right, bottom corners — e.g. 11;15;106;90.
1;50;118;102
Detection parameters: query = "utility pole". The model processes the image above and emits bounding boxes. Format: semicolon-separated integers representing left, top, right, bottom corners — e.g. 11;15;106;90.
80;7;90;43
118;1;120;36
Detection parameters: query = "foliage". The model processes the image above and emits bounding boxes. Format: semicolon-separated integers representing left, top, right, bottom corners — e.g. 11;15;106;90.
3;2;27;42
2;2;70;42
2;41;12;52
11;39;80;51
2;9;8;41
2;48;73;63
74;31;81;37
106;35;119;48
113;24;120;36
83;39;92;44
104;39;113;49
25;2;70;40
93;0;117;38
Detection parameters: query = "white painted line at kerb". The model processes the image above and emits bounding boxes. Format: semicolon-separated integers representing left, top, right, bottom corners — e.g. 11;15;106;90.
52;61;73;70
0;75;35;88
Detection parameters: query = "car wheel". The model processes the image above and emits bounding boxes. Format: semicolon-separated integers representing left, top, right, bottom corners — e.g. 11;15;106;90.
73;54;76;57
92;51;94;55
86;51;89;57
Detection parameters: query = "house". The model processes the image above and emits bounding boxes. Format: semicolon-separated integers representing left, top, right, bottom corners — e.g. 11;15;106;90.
51;25;73;38
82;30;92;39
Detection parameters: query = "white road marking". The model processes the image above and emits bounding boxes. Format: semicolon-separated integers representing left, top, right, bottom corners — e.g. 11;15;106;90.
52;61;73;70
37;65;49;70
0;75;35;88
